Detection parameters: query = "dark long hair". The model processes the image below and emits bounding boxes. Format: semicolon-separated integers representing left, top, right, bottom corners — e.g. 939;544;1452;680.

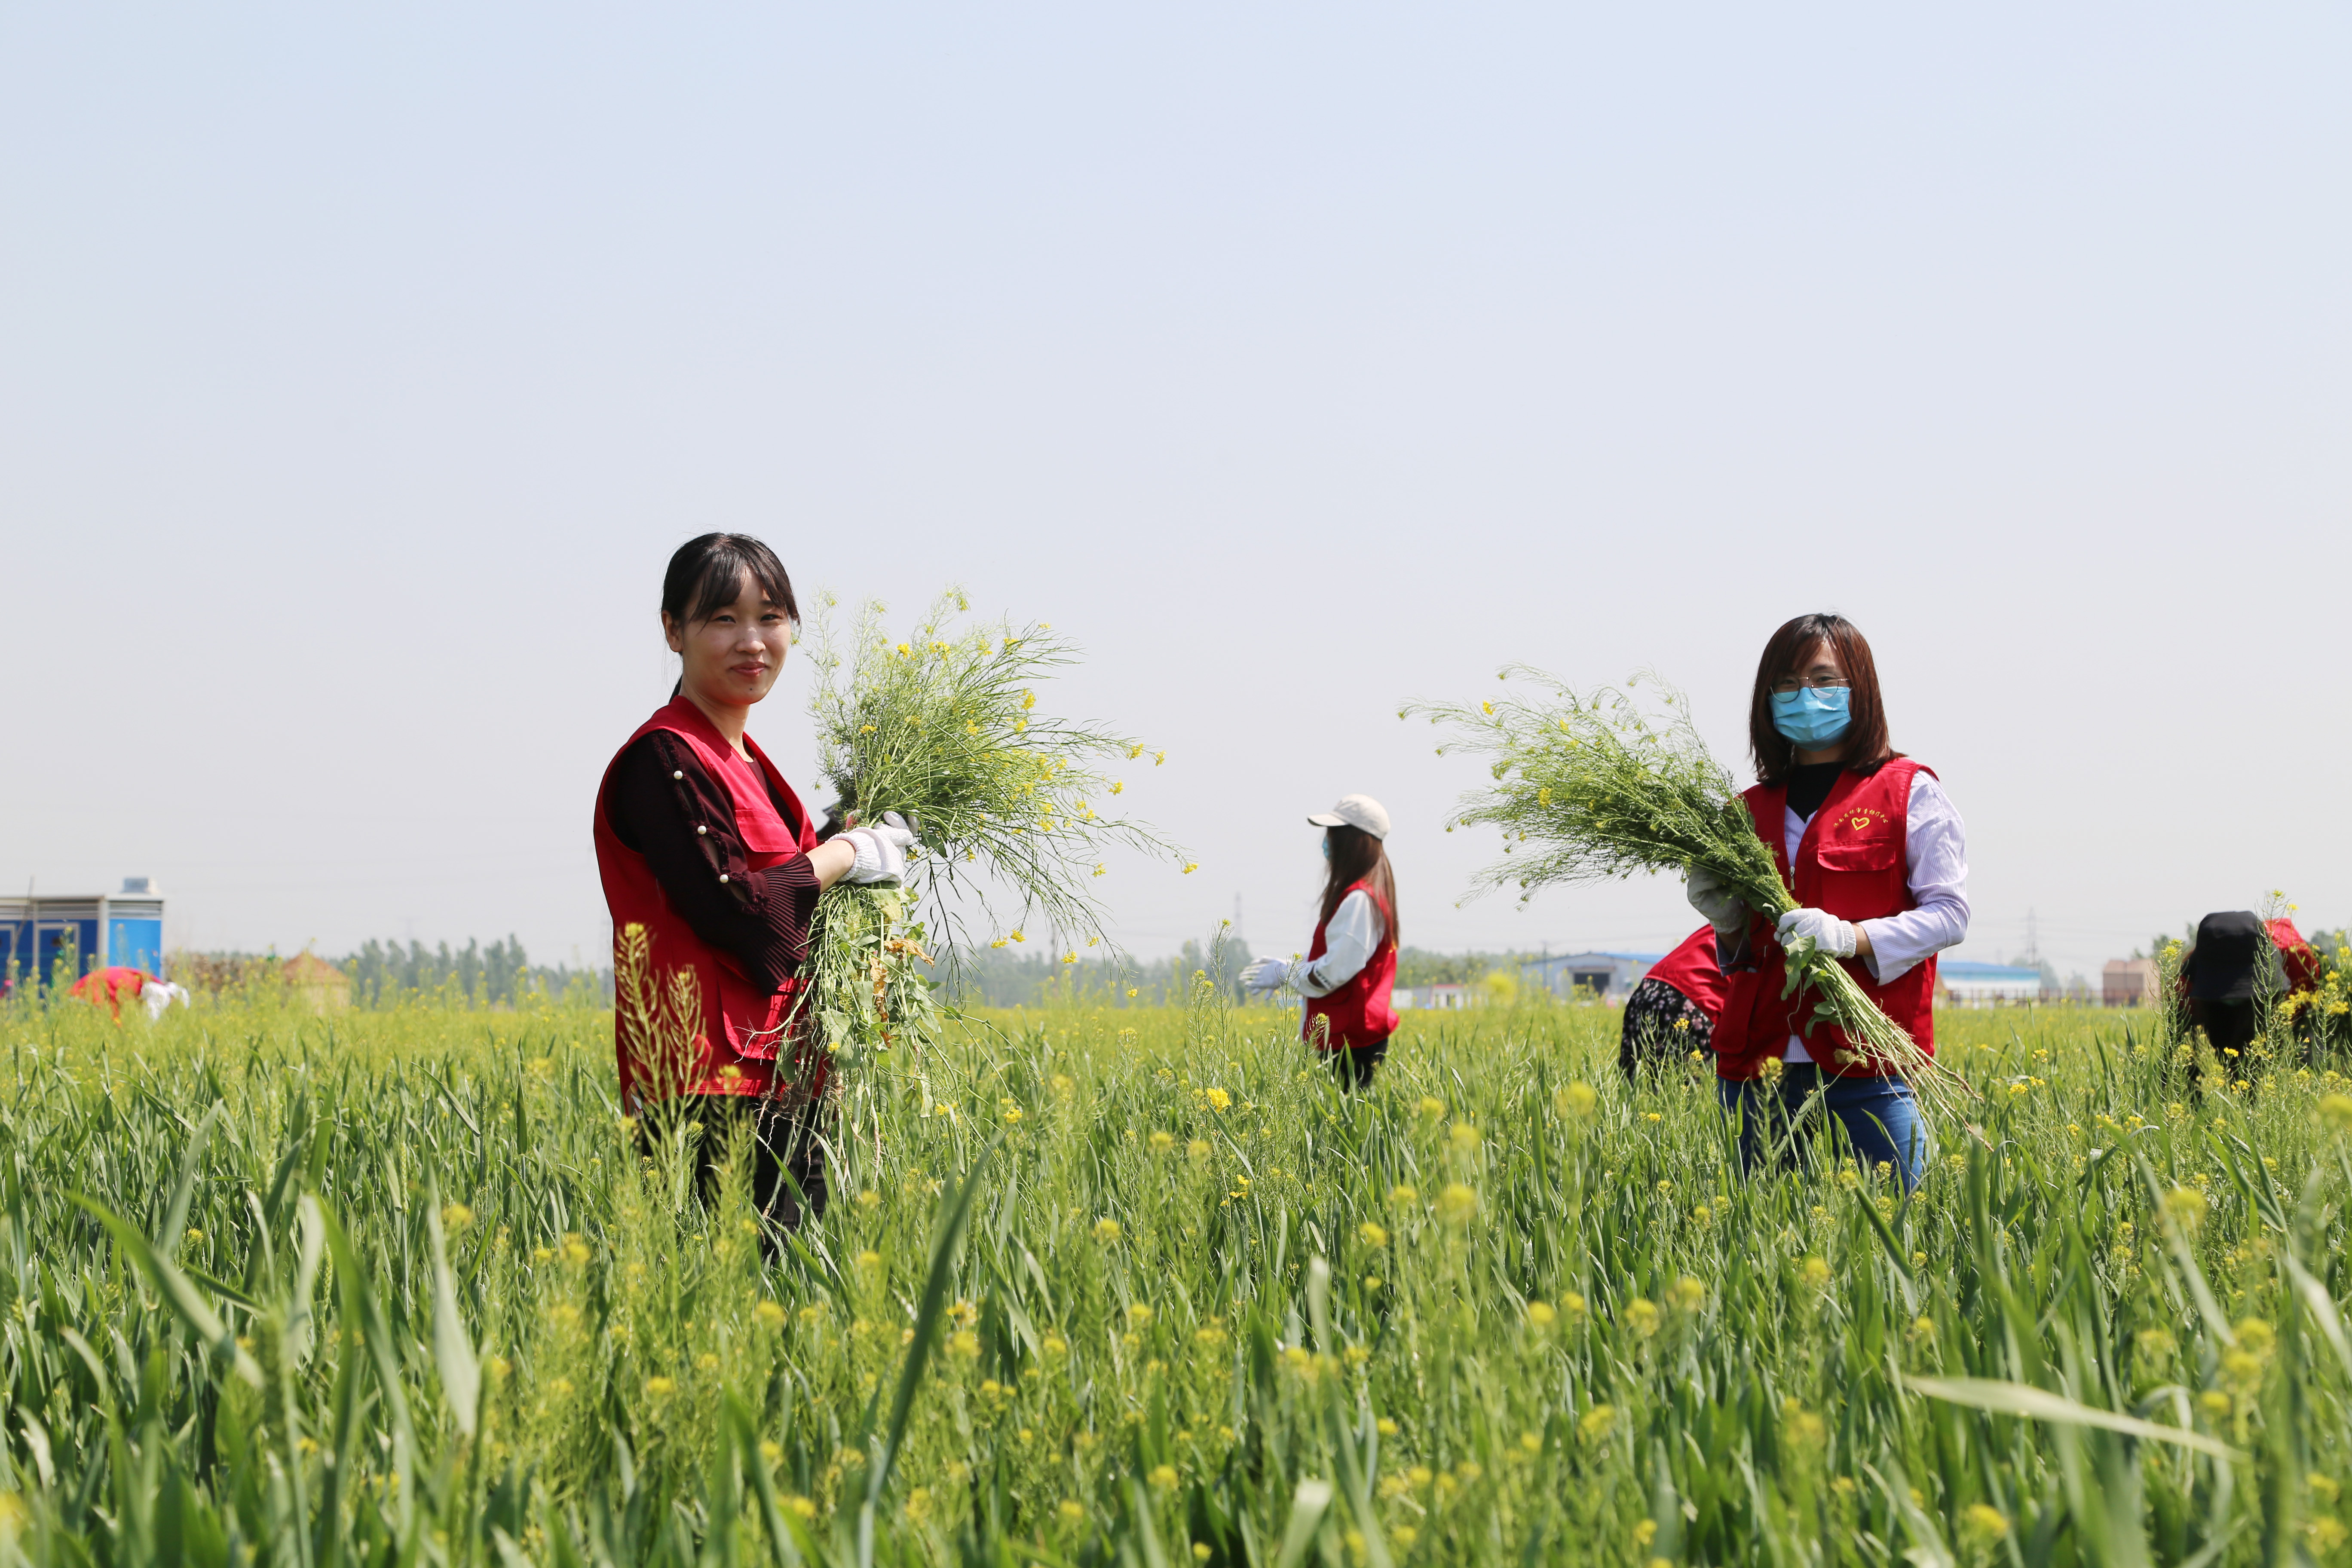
1747;612;1898;787
662;534;798;697
1320;825;1398;948
663;533;798;629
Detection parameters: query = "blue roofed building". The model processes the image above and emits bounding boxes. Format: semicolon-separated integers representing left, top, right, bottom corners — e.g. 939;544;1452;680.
0;879;167;992
1937;960;2044;1006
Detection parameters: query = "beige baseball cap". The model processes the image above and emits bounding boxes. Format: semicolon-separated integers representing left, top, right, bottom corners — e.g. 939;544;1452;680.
1307;793;1391;840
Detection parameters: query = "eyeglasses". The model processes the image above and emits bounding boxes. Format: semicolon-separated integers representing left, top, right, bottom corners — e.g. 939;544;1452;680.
1772;675;1852;693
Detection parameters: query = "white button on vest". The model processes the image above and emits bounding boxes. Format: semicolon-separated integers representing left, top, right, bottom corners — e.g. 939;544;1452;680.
697;825;707;835
673;770;684;780
719;873;730;883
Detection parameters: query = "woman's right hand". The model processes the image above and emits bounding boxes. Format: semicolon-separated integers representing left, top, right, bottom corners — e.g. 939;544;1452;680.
1243;958;1292;992
1684;866;1747;935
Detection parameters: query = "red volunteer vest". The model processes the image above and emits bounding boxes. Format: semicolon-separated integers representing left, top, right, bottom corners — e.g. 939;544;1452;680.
1302;881;1399;1051
1640;925;1731;1021
1712;759;1937;1081
68;966;151;1022
2268;918;2322;995
591;697;821;1106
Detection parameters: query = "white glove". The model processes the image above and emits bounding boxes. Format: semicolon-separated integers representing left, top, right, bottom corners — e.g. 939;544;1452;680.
843;812;919;886
1684;866;1747;935
1243;957;1292;992
1776;907;1858;959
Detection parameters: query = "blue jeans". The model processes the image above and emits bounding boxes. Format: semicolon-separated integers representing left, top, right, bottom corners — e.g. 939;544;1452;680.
1717;1065;1928;1191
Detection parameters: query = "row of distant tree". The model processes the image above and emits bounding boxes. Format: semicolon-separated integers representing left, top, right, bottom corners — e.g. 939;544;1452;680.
338;937;611;1008
167;938;612;1008
157;933;1564;1012
936;938;1547;1010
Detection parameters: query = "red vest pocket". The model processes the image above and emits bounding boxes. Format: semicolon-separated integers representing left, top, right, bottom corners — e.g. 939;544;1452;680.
1814;835;1899;872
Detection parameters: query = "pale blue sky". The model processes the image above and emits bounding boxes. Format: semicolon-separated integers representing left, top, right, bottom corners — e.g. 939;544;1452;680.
3;4;2346;980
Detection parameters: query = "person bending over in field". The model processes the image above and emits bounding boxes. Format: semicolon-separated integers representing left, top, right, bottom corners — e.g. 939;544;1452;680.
592;533;913;1234
2174;910;2318;1092
1240;795;1401;1089
1617;924;1728;1080
1682;613;1968;1191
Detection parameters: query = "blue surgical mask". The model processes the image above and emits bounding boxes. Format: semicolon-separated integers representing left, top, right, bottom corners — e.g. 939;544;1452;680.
1322;836;1333;861
1771;686;1852;748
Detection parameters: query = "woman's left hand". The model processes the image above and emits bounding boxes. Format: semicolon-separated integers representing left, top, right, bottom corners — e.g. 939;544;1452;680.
842;813;919;885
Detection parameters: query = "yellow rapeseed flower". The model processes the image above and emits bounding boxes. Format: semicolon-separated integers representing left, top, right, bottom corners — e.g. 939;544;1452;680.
1959;1504;2009;1548
2164;1186;2208;1234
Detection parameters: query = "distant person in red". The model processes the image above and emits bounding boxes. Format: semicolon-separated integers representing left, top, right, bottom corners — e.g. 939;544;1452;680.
1241;795;1401;1089
2271;917;2324;996
1619;925;1730;1078
67;967;189;1022
592;533;915;1231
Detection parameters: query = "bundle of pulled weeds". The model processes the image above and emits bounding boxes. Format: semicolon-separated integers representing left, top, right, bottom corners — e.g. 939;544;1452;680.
1408;666;1972;1123
791;589;1182;1082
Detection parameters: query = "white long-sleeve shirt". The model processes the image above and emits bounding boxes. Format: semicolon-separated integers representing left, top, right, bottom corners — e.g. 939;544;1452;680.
1773;771;1969;1063
1287;890;1387;998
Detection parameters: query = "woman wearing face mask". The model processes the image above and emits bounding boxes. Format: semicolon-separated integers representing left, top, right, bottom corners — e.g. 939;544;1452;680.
1683;613;1967;1189
1241;795;1400;1089
592;533;914;1231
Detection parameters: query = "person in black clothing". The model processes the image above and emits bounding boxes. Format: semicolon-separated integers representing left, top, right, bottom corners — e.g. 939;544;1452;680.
2176;910;2286;1092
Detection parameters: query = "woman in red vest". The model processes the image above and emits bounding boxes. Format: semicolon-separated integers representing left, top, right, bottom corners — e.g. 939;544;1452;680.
1618;924;1730;1079
1241;794;1400;1088
1683;613;1968;1190
592;533;914;1230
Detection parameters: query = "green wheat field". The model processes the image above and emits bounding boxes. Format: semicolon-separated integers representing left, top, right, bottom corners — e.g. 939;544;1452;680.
5;984;2349;1567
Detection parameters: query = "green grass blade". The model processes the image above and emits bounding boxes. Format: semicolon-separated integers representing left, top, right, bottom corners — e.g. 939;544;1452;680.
1902;1375;2242;1461
1272;1479;1332;1568
69;1191;260;1387
866;1133;1000;1510
159;1101;225;1255
425;1177;480;1436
